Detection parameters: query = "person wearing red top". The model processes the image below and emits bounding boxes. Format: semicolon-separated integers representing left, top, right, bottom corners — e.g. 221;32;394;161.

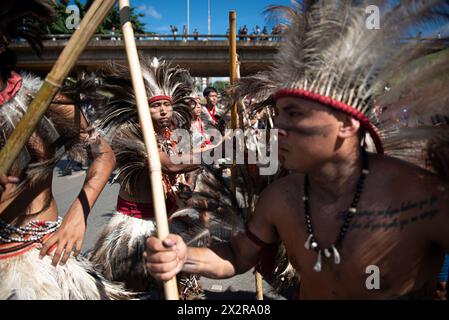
190;96;211;150
0;1;133;300
203;86;219;126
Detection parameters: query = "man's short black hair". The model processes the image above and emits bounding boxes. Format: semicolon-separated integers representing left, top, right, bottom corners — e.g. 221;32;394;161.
203;86;218;97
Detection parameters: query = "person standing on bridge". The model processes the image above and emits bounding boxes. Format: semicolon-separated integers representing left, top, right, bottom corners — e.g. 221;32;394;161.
110;26;117;41
183;25;188;42
144;1;449;299
261;26;269;41
0;0;132;299
193;28;199;40
170;25;178;40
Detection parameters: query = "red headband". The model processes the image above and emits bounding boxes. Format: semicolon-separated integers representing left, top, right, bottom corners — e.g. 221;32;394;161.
274;88;384;154
148;95;173;105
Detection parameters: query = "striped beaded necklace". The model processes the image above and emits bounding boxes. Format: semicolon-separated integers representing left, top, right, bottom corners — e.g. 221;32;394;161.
0;217;62;243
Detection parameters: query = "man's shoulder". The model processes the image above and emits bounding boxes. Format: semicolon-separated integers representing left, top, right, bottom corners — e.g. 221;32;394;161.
257;173;303;210
371;153;448;195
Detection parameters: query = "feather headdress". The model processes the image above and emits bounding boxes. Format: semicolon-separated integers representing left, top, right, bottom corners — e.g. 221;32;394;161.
234;0;449;171
89;56;194;133
272;0;449;153
64;57;195;190
0;0;54;54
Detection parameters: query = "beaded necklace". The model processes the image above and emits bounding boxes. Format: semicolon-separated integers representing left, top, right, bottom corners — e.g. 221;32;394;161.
303;149;369;272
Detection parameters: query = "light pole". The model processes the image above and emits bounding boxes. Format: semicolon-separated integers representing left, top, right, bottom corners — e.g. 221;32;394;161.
208;0;211;37
187;0;190;35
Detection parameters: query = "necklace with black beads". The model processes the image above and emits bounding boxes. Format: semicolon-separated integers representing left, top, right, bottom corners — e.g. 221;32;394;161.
303;149;369;272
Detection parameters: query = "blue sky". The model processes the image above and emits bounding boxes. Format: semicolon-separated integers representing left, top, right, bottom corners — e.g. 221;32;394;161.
71;1;448;36
129;0;449;36
131;0;292;34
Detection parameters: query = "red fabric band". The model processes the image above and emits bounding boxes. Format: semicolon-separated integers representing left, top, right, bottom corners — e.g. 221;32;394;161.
244;223;279;283
116;196;178;220
116;196;156;219
244;223;277;248
0;233;55;260
206;106;218;125
274;88;384;154
0;71;23;106
148;95;173;105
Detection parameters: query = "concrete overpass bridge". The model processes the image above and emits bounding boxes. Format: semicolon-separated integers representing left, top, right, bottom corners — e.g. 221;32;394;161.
10;35;282;77
10;34;447;78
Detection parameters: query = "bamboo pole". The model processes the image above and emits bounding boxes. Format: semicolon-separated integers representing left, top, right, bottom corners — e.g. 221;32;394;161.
255;271;264;300
229;11;238;196
228;11;264;300
0;0;116;175
118;0;179;300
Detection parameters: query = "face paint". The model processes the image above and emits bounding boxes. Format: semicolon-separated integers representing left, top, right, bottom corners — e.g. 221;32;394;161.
278;123;332;137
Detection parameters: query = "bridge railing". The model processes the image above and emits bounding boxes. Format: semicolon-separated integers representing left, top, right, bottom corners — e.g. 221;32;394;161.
35;33;286;42
13;34;446;45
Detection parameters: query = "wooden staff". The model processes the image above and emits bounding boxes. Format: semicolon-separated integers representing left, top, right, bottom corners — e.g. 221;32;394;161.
0;0;116;175
229;11;238;197
228;11;264;301
118;0;179;300
256;271;264;300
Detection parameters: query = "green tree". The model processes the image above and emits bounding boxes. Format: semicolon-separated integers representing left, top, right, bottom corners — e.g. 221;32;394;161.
46;0;146;34
45;0;72;34
213;80;230;92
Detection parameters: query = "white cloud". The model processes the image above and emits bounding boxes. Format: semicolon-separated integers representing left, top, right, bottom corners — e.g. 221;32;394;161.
138;5;162;20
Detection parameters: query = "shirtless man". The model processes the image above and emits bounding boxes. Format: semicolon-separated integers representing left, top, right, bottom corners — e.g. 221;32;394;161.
144;96;449;299
143;1;449;299
0;68;125;300
0;1;132;300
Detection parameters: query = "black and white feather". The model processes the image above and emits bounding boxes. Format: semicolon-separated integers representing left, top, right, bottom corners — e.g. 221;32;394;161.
92;57;194;133
0;0;54;54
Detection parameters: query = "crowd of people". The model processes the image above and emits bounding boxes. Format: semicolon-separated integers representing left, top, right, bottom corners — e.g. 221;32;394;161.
237;24;285;41
104;24;283;41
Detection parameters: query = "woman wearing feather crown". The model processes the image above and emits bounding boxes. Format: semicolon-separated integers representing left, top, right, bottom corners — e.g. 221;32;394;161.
0;0;134;299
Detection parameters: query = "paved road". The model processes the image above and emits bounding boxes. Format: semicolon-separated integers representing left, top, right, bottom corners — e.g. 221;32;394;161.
52;162;287;300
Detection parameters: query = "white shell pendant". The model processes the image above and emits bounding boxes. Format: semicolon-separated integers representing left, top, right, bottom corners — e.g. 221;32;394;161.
324;248;331;258
313;250;322;272
332;245;341;264
304;234;313;250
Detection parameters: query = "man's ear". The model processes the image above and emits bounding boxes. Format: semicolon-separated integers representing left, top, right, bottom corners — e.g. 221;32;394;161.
337;115;360;139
